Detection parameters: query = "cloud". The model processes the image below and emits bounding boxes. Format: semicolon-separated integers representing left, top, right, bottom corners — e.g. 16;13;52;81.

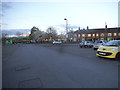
0;2;12;28
2;2;12;10
2;29;31;35
58;24;79;29
0;23;8;25
1;2;12;16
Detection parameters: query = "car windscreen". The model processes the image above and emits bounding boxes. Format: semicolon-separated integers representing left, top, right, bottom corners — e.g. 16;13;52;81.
54;40;61;42
104;41;120;46
95;41;102;43
102;40;108;43
88;41;93;43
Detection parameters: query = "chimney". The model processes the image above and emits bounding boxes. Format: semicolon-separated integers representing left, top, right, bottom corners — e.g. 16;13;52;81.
87;26;89;30
105;22;107;29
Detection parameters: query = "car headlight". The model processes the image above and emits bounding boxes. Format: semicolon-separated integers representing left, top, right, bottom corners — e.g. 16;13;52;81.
109;48;118;51
98;46;103;49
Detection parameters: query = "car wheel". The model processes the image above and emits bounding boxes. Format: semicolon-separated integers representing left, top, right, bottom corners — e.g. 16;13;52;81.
84;45;87;48
94;48;97;50
115;53;120;61
89;46;92;48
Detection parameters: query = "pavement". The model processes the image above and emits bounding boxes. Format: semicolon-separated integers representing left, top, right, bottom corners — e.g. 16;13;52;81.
2;43;118;88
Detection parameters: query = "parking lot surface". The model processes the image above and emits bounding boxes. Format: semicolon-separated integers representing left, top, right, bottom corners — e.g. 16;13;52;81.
2;44;118;88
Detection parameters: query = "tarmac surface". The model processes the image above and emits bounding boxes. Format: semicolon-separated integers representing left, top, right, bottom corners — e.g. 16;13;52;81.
2;43;118;88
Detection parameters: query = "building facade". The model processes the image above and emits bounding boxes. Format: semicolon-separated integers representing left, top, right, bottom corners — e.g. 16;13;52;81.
73;27;120;42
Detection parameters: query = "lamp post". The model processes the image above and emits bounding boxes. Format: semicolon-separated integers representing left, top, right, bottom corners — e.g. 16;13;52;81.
64;18;68;40
105;22;107;40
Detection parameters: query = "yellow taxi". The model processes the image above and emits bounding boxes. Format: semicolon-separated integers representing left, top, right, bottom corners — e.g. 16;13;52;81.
96;40;120;60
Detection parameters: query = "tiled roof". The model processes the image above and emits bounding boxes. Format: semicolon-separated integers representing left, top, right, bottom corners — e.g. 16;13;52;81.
74;27;120;34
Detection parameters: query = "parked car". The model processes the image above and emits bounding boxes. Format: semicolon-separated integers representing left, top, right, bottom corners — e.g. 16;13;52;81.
52;40;62;45
96;40;120;60
93;40;108;50
79;41;94;48
30;40;36;43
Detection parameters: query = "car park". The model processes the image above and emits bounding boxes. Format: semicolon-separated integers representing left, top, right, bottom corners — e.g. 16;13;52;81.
52;40;62;45
79;41;94;48
93;40;108;50
96;40;120;60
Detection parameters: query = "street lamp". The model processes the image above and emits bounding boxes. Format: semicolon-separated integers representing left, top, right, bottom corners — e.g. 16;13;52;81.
105;22;107;40
64;18;68;39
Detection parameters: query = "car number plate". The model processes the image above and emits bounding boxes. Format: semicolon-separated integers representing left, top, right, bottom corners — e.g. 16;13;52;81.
99;52;106;55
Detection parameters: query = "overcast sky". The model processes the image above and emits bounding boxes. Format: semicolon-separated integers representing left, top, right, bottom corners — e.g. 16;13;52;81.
1;0;119;34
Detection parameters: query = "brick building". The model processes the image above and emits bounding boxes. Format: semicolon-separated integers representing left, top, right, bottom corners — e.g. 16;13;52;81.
73;27;120;42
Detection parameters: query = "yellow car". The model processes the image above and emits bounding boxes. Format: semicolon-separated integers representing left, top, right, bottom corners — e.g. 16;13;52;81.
96;40;120;60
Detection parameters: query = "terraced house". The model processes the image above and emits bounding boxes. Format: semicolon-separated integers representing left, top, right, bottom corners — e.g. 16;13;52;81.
73;26;120;42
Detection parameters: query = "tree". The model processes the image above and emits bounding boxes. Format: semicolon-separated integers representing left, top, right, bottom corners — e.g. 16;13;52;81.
67;30;75;42
29;26;42;40
31;26;39;34
46;27;58;39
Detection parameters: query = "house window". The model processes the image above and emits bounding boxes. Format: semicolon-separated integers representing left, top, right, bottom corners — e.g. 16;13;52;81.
88;34;91;37
82;34;85;37
73;38;77;41
82;38;85;41
108;33;112;37
96;33;99;37
101;33;104;36
119;33;120;36
78;34;81;37
92;34;95;37
114;33;117;36
74;34;77;37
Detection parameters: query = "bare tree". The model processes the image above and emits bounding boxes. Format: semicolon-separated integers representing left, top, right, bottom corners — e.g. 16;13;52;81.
29;26;58;41
46;27;58;39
